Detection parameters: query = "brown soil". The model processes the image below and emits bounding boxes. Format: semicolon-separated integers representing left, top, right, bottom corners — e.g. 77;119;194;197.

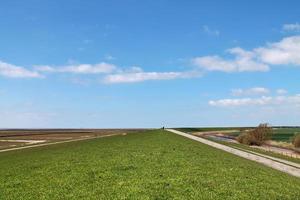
0;129;147;150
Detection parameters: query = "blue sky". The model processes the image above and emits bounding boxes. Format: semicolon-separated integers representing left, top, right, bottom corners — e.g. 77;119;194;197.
1;0;300;128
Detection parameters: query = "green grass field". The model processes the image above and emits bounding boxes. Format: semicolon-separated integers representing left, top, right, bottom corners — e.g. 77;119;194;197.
0;130;300;199
272;128;300;142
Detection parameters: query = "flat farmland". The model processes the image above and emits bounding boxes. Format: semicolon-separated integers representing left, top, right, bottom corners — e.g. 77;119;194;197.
272;128;300;142
0;130;299;199
0;129;145;150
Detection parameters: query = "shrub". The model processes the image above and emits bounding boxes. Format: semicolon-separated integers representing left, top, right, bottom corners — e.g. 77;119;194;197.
250;123;273;145
237;123;273;146
237;132;255;145
293;133;300;148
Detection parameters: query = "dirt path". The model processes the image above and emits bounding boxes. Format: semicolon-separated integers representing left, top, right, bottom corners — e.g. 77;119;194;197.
0;133;121;153
166;129;300;178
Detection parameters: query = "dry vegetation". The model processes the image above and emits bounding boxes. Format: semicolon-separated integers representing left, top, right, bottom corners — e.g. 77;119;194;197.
293;133;300;148
237;124;273;146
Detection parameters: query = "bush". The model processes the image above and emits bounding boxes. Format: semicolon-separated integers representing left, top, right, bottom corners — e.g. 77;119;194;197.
293;133;300;148
237;123;273;146
237;132;255;145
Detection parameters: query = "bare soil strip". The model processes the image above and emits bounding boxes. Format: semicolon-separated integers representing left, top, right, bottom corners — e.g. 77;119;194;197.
229;145;300;169
0;133;121;153
0;139;46;145
167;129;300;178
252;144;300;159
193;131;300;159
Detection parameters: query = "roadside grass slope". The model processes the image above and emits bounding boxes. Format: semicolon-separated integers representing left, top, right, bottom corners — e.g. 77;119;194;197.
0;130;299;199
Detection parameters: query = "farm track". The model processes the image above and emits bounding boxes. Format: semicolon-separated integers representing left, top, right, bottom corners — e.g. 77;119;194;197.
167;129;300;178
0;133;122;153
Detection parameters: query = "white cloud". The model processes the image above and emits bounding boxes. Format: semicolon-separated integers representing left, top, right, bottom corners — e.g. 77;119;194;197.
276;89;288;95
209;95;300;107
282;23;300;32
104;54;116;61
231;87;270;96
103;69;199;84
0;60;42;78
203;25;220;36
116;66;144;73
192;47;269;72
255;36;300;65
31;61;201;84
193;35;300;73
36;62;116;74
35;65;55;72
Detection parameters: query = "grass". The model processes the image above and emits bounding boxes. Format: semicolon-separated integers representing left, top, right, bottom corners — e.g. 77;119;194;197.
0;130;300;199
272;128;300;142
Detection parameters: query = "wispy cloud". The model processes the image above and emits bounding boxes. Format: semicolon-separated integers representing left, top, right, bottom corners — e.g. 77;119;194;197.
231;87;270;96
202;25;220;36
36;63;199;84
276;89;288;95
282;23;300;32
6;59;200;84
0;60;42;78
104;72;183;84
104;54;116;61
103;67;200;84
209;94;300;107
36;62;116;74
209;87;295;108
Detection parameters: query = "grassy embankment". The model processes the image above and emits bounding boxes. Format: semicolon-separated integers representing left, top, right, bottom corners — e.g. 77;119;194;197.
0;130;299;199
